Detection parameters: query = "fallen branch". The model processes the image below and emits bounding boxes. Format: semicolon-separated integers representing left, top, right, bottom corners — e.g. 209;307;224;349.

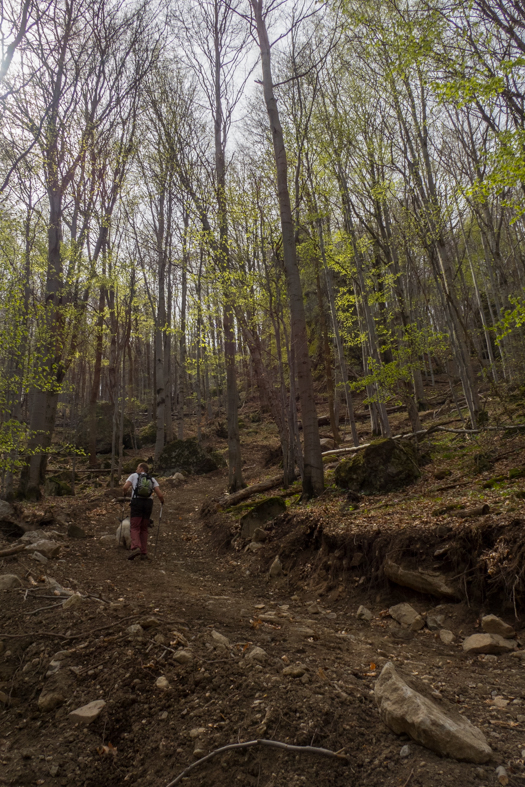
215;472;299;509
0;544;27;557
165;739;349;787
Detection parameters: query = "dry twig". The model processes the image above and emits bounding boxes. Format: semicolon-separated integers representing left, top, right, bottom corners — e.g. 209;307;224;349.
165;739;349;787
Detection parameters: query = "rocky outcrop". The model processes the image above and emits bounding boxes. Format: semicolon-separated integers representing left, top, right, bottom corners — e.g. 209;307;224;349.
375;662;492;763
334;438;420;494
155;438;219;476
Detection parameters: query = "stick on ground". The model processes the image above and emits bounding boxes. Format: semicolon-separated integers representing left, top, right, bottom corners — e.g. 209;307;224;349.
165;739;349;787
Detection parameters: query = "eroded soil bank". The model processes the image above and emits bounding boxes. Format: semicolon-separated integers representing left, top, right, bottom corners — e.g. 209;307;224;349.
2;426;525;787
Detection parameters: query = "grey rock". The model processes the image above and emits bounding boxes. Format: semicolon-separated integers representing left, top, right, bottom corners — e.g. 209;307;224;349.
99;535;115;546
375;662;492;763
240;497;286;539
357;605;373;621
156;676;169;690
439;629;455;645
38;691;65;712
283;664;306;678
320;438;335;451
426;613;445;631
389;603;425;631
245;646;267;663
173;649;194;665
49;764;60;777
20;531;45;543
127;624;144;638
211;630;230;648
252;527;267;543
0;574;22;590
481;615;515;639
269;555;283;578
69;699;106;724
25;539;61;559
384;559;459;599
462;633;517;655
67;523;87;539
245;541;264;552
62;593;83;610
30;552;49;564
496;765;509;785
400;744;411;759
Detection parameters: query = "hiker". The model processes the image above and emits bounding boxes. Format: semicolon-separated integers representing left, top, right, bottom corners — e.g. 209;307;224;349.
122;462;164;560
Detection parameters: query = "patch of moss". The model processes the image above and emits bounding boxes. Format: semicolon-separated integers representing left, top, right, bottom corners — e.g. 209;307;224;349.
509;468;525;480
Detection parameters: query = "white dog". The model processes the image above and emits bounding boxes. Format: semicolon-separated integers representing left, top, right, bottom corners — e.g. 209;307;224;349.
116;517;131;549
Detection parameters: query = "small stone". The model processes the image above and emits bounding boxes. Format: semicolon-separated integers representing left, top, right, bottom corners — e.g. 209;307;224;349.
38;691;65;712
211;630;230;648
517;715;525;723
294;626;316;638
193;746;206;758
496;765;509;785
159;711;168;720
481;615;515;639
67;523;87;539
154;633;166;645
400;744;411;759
269;556;283;578
350;552;363;567
69;699;106;724
156;676;169;690
49;763;60;777
245;647;267;663
252;528;267;543
439;629;455;645
492;697;508;708
307;603;320;614
282;665;306;678
190;727;207;739
0;574;22;590
173;649;194;665
62;593;82;610
99;535;115;546
463;634;517;655
389;603;425;631
127;624;144;638
426;613;445;631
30;551;48;564
140;616;160;629
357;605;373;621
245;541;263;552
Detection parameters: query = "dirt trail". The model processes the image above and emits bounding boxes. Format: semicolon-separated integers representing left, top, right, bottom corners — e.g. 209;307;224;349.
1;468;525;787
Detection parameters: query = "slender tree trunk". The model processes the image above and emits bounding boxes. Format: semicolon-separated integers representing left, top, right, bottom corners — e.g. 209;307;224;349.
250;0;323;496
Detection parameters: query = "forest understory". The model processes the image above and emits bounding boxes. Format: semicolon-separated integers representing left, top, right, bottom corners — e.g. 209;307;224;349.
1;383;525;787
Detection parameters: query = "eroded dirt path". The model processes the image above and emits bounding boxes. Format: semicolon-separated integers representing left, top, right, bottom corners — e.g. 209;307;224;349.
1;469;525;787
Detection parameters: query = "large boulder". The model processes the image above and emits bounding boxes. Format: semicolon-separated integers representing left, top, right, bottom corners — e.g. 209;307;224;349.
76;402;138;455
155;439;218;476
334;438;420;494
384;559;459;599
375;662;492;763
44;476;73;497
240;497;286;540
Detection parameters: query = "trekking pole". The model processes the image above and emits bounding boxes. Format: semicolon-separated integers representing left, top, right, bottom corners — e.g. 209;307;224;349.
154;504;163;559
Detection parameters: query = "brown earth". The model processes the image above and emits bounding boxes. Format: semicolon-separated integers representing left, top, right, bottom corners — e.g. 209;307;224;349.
2;417;525;787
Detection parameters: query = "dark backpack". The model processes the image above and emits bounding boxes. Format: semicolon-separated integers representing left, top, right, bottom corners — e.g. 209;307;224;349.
134;473;154;498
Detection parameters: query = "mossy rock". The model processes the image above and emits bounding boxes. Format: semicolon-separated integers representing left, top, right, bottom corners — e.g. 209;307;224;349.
122;458;149;474
471;452;495;474
509;467;525;480
76;402;139;455
154;438;219;476
207;449;227;469
138;422;156;445
334;438;420;495
44;476;73;497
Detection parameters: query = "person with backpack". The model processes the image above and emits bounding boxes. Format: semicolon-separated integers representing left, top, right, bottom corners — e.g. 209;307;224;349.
122;462;165;560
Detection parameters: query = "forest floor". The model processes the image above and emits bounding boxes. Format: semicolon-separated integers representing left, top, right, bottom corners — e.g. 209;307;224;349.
2;384;525;787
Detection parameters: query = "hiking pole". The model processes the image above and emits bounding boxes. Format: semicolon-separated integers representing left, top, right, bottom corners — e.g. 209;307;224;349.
154;504;163;559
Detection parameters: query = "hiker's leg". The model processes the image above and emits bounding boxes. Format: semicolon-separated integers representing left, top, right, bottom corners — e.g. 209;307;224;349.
139;517;148;554
130;517;142;551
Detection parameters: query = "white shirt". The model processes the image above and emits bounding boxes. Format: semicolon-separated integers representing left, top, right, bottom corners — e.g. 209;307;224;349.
126;473;159;493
